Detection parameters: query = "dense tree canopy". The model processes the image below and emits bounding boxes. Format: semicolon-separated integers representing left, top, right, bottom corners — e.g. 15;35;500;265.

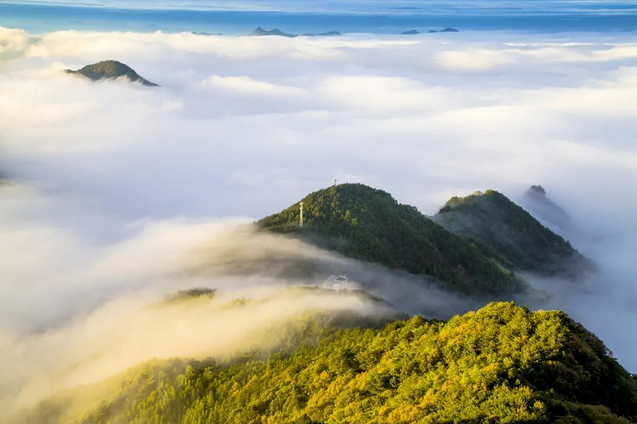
18;302;637;424
12;187;624;424
65;60;158;86
434;190;594;277
258;184;523;297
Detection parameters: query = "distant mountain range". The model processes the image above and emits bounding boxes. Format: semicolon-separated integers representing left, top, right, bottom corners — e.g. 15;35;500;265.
402;27;459;34
303;31;341;36
65;60;158;87
249;27;341;37
259;184;594;297
429;27;460;33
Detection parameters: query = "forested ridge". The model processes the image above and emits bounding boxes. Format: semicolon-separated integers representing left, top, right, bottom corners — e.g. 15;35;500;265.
17;302;637;424
258;184;523;297
434;190;593;277
11;186;629;424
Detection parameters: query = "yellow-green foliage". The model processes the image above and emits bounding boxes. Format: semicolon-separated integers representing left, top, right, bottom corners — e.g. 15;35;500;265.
23;303;637;424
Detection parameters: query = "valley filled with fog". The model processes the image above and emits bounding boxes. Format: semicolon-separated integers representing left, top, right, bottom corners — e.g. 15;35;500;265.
1;26;637;417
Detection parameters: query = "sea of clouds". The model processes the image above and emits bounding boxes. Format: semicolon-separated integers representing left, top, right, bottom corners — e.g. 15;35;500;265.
1;26;637;413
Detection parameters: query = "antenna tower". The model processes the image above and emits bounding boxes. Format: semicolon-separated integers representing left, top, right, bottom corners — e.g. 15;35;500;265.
300;201;304;228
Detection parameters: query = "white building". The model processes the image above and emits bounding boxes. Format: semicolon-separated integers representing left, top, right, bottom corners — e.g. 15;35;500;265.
322;275;350;291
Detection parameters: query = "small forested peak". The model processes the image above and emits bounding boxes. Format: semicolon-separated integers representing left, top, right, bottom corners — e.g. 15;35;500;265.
434;189;593;277
439;189;508;212
65;60;159;86
259;184;523;297
258;183;398;232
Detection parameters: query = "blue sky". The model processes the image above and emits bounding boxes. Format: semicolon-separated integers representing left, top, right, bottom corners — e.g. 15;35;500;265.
4;0;637;14
3;0;637;34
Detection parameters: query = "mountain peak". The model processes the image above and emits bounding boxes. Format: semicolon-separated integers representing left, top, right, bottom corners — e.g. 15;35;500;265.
250;27;340;37
65;60;158;87
434;189;593;277
249;27;296;37
529;184;547;195
523;184;574;235
259;183;522;297
440;189;504;210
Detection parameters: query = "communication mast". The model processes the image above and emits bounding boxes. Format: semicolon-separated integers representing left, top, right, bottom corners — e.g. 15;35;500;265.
299;201;304;228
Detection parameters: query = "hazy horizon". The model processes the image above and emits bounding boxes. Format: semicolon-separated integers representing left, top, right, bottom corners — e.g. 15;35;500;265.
3;0;637;34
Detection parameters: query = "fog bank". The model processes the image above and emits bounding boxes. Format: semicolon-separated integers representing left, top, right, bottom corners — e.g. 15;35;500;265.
1;26;636;415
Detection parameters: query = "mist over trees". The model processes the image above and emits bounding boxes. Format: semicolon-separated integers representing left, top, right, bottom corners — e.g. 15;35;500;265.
14;303;637;424
259;184;523;297
2;21;637;424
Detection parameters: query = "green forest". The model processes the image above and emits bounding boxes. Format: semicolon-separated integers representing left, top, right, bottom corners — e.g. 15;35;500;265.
12;185;629;424
17;302;637;424
433;190;593;277
258;184;523;297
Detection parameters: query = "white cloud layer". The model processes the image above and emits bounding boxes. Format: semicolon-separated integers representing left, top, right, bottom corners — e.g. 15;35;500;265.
1;26;637;412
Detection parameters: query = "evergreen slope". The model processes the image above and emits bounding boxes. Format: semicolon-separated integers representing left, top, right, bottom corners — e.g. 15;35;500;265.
258;184;522;297
433;190;593;277
65;60;158;86
23;303;637;424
